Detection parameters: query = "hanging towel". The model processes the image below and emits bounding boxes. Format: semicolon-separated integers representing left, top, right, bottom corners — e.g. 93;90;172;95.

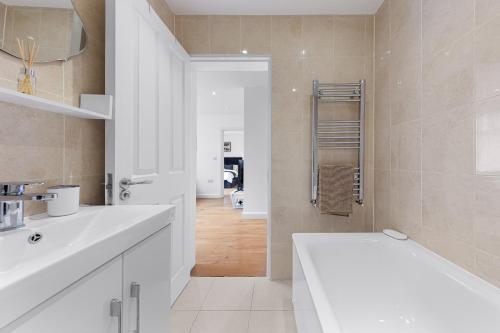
318;165;354;216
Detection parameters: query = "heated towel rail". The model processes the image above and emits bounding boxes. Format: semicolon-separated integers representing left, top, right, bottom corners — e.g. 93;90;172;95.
311;79;366;206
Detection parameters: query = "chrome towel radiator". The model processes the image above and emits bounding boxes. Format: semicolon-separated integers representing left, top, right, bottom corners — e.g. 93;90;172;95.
311;79;366;206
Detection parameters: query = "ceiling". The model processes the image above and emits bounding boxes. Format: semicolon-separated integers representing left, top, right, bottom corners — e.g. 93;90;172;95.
168;0;384;15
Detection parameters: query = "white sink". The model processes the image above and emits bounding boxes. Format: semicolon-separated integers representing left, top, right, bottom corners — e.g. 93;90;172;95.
0;205;175;328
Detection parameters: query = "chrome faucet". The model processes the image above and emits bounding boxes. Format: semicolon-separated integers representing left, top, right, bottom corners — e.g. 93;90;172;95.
0;181;58;232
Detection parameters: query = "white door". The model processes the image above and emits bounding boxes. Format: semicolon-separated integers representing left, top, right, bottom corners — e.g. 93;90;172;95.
123;226;171;332
105;0;196;303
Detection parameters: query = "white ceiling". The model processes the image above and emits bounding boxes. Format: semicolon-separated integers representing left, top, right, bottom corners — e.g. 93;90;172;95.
168;0;384;15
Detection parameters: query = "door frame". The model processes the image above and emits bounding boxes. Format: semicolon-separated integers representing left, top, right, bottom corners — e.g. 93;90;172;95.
191;55;273;277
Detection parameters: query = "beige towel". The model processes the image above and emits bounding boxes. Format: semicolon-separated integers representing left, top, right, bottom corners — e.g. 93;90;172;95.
318;165;354;216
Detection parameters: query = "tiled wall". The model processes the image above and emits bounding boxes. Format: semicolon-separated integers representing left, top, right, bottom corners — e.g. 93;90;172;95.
175;15;375;279
0;0;176;216
0;0;107;215
374;0;500;287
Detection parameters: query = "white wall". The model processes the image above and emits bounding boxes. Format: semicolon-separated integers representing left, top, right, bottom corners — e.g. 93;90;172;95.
196;88;244;197
242;86;268;219
224;131;244;158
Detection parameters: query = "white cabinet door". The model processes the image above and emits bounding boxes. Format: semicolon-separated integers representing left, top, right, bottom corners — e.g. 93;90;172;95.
6;257;122;333
122;226;171;333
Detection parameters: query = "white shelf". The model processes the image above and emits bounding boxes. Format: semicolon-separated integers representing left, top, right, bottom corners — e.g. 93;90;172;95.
0;86;113;120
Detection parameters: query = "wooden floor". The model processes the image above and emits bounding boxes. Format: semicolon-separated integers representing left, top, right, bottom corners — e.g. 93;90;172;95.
191;191;267;277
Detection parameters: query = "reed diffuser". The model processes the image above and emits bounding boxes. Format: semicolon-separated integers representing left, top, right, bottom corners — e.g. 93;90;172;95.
16;38;38;95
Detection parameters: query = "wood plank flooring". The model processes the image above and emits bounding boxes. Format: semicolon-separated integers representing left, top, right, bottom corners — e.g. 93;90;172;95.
191;193;267;277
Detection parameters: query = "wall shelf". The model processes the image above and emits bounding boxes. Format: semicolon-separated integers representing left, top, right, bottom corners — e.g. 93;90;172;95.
0;86;113;120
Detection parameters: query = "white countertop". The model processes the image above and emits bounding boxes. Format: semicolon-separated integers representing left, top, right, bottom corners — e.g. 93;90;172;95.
0;205;175;329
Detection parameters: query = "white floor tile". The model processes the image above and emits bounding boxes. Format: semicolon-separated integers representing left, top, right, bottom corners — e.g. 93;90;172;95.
248;311;297;333
202;277;255;310
173;277;214;310
190;311;251;333
171;311;198;333
252;279;293;310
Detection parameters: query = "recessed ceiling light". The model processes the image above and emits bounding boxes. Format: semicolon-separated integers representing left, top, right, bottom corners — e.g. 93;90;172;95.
241;49;248;54
292;88;297;93
212;91;217;96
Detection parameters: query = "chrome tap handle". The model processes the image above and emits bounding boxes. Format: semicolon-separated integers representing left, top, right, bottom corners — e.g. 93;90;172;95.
0;193;58;201
1;181;44;196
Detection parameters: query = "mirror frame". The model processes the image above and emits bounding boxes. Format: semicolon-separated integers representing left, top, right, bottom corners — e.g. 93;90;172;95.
0;0;88;63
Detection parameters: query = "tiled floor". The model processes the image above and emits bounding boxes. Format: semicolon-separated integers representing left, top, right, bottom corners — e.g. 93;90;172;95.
172;277;297;333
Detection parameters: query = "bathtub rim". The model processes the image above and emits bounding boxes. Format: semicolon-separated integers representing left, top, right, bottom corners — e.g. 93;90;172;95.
292;232;500;333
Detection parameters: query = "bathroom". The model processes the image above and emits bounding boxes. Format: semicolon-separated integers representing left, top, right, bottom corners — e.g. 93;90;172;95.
0;0;499;332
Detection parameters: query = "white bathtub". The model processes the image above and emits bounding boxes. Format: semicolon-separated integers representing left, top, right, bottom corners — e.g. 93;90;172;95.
292;233;500;333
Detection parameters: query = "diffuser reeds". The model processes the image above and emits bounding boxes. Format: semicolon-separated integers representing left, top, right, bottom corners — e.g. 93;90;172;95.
17;37;38;95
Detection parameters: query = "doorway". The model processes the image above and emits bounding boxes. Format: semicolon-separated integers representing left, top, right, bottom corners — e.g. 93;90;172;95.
192;57;271;277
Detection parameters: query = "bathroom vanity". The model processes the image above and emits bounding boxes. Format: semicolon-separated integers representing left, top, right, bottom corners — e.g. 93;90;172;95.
0;205;175;332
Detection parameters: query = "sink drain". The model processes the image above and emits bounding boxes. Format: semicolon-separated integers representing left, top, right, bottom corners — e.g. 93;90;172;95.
28;232;43;244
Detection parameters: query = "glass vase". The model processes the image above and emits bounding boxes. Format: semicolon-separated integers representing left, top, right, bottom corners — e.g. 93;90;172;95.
17;67;36;95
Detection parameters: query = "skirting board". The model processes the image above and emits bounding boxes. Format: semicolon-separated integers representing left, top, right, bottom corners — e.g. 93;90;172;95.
241;212;268;220
196;194;224;199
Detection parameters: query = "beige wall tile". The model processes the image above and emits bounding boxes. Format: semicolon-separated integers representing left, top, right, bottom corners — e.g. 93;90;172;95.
301;16;334;58
334;16;368;57
474;176;500;257
424;229;476;271
241;16;271;54
209;16;241;54
0;0;106;213
422;172;475;244
375;0;500;287
475;97;500;175
474;0;500;28
390;120;421;172
422;105;474;175
375;0;390;57
422;34;474;117
333;56;366;83
374;169;391;231
271;16;302;59
178;16;210;54
422;0;474;57
374;53;390;169
390;54;421;125
475;250;500;287
270;241;293;280
390;0;421;37
389;170;422;239
474;15;500;101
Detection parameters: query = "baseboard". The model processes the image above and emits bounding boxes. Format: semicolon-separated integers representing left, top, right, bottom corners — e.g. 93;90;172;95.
196;194;224;199
241;211;268;220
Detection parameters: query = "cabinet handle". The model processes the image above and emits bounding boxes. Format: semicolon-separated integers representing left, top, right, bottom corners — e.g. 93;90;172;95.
130;282;141;333
110;299;122;333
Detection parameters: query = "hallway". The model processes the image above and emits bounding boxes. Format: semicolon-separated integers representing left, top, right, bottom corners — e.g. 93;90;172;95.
192;192;267;277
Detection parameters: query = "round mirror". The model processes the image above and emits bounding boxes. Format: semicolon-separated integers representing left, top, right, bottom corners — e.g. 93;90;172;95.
0;0;87;63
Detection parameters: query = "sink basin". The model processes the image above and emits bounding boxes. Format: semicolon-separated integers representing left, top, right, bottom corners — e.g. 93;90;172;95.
0;205;175;328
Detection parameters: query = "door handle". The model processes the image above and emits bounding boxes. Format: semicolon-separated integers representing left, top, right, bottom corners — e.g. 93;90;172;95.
119;179;153;188
110;299;122;333
130;282;141;333
119;179;153;201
